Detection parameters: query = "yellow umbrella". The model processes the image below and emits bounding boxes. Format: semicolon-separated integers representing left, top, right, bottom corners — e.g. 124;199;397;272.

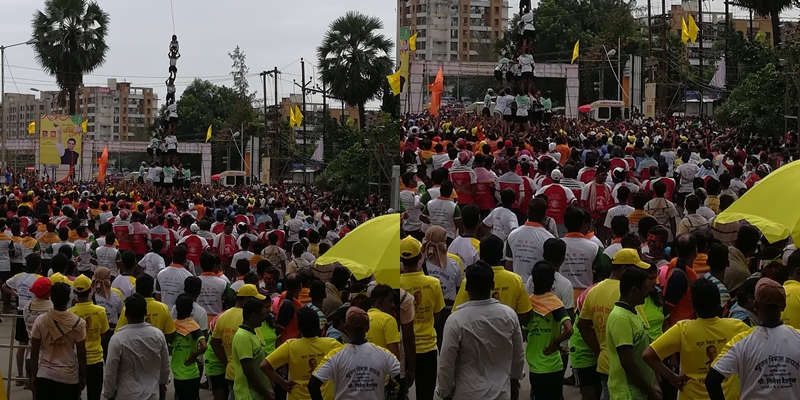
316;214;400;288
716;160;800;244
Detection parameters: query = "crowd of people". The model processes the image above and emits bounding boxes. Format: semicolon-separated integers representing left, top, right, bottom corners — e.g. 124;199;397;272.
398;108;800;400
0;179;402;400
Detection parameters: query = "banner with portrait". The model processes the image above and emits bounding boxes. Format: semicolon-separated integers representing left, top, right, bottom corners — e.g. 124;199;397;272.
39;115;84;166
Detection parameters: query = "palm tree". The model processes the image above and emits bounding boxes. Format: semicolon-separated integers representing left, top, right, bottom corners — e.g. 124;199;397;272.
31;0;110;115
732;0;791;46
317;11;393;129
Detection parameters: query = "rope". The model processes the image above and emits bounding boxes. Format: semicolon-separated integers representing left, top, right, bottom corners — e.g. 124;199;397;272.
170;0;176;35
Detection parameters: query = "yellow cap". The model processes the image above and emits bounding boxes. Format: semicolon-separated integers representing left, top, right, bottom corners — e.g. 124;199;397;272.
237;284;266;300
73;274;93;293
400;236;422;259
612;249;650;269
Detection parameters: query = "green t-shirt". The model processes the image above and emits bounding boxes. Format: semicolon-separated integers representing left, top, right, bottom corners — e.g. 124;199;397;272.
606;304;655;400
569;307;597;369
171;325;204;380
261;321;278;356
204;324;225;377
526;306;569;374
642;296;665;343
232;326;271;400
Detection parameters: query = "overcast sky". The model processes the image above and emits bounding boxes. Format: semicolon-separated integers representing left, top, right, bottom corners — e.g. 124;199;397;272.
1;0;396;108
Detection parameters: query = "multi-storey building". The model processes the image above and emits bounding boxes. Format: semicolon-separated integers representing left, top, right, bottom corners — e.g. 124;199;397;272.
399;0;509;62
0;93;51;139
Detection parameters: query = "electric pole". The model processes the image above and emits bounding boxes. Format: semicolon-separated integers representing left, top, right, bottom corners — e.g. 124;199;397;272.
301;58;307;183
304;83;330;162
260;70;268;181
263;67;281;182
699;0;704;117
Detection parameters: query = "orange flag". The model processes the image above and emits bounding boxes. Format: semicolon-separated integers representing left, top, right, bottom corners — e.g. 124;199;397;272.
97;145;109;183
428;66;444;117
476;124;485;141
59;166;73;183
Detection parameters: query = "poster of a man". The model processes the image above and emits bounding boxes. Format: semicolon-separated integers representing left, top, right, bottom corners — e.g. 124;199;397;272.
56;123;81;165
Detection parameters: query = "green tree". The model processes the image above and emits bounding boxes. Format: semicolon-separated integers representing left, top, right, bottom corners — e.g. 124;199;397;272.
714;63;785;138
228;46;252;98
317;11;393;129
31;0;110;115
731;0;792;46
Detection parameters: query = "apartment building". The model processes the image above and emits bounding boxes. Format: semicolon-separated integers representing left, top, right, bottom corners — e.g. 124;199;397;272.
399;0;509;62
0;93;52;139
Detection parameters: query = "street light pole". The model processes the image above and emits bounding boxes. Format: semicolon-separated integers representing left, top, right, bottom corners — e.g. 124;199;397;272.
1;39;37;183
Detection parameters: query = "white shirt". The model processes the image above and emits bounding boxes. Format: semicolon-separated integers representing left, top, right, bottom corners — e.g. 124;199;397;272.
675;162;700;193
155;265;193;310
170;302;209;333
94;246;120;275
604;204;635;228
448;236;479;270
231;250;255;270
111;275;136;300
425;257;464;303
139;252;166;278
604;242;623;260
505;223;554;286
102;323;170;400
483;207;519;243
5;272;39;310
95;291;124;325
712;325;800;400
313;342;401;400
426;198;459;239
436;298;525;400
197;274;230;317
561;235;600;290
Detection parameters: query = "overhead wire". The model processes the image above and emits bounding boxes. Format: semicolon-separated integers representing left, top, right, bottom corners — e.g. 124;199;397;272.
3;54;21;94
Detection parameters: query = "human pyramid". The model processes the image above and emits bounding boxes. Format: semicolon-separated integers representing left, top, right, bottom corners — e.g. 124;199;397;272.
147;35;180;166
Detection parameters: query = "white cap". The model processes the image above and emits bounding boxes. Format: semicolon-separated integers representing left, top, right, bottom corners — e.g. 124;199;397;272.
551;169;563;181
548;142;557;152
190;223;200;233
519;154;532;164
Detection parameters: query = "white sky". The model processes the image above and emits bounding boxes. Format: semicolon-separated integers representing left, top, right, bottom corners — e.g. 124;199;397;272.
1;0;397;108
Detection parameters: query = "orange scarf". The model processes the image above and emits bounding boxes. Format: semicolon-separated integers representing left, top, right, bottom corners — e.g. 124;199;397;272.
529;292;564;316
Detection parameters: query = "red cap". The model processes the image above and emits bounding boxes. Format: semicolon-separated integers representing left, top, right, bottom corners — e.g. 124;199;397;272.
154;201;161;207
30;277;52;299
505;139;513;147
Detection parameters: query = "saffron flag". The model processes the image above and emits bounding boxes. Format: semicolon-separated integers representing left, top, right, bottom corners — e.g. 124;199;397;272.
682;18;690;44
206;125;212;142
387;70;401;96
687;15;699;43
97;145;109;184
27;122;35;135
293;105;304;127
571;40;579;64
428;66;444;117
289;106;296;127
81;119;88;133
409;32;418;51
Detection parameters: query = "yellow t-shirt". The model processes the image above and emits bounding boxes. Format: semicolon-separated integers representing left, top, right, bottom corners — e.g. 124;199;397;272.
366;308;401;350
265;337;342;400
116;297;176;336
453;266;532;316
783;280;800;328
212;307;244;381
68;301;110;365
399;271;445;354
649;317;749;400
579;278;620;375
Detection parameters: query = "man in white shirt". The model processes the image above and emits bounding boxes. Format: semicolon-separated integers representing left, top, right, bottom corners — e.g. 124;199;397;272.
420;181;463;243
525;238;575;314
449;205;480;269
483;189;520;243
560;207;604;298
102;294;170;400
138;238;167;278
436;261;525;400
155;245;193;310
675;152;699;206
506;198;554;287
603;216;629;260
148;163;163;186
604;186;634;229
196;252;234;321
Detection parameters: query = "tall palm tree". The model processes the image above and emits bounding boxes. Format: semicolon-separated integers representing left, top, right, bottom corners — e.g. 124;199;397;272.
317;11;393;129
31;0;110;115
732;0;791;46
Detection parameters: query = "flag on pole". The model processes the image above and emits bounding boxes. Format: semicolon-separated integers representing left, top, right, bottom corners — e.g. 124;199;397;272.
387;70;402;96
428;66;444;117
687;15;699;43
571;40;580;64
682;18;691;44
206;125;212;142
97;145;109;184
293;105;304;126
289;106;296;127
27;122;35;135
81;119;88;133
409;32;418;51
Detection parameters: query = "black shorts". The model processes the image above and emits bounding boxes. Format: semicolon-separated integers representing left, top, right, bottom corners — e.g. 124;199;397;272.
167;149;177;155
523;29;536;39
147;148;154;156
156;149;163;156
522;71;534;80
574;366;601;387
482;107;491;117
516;115;529;124
14;310;28;343
494;70;503;81
502;114;513;122
207;374;227;391
505;71;514;82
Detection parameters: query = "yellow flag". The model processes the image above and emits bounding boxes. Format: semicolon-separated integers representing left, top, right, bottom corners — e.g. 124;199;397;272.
387;70;401;96
27;122;35;135
289;106;297;127
81;119;88;132
206;125;212;142
571;40;579;64
294;105;303;127
687;15;699;43
409;32;418;51
682;18;690;44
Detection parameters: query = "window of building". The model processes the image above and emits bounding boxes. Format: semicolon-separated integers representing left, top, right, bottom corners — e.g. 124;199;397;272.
416;16;426;25
463;42;468;49
418;29;426;37
451;17;458;26
451;42;459;51
463;5;468;13
451;54;459;61
463;30;468;38
451;29;458;39
418;53;426;60
88;107;95;113
113;126;119;133
495;18;499;26
463;17;468;25
495;6;500;13
417;41;426;50
495;31;500;38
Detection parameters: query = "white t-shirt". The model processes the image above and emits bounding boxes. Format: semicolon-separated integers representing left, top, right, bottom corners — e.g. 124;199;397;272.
425;257;464;303
483;207;519;243
525;271;574;310
139;252;166;278
713;325;800;400
94;246;120;275
111;275;136;300
313;343;401;400
604;204;635;229
5;272;39;311
505;223;554;286
604;242;623;260
197;274;230;317
675;162;700;194
155;265;193;310
560;235;600;290
448;236;479;269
